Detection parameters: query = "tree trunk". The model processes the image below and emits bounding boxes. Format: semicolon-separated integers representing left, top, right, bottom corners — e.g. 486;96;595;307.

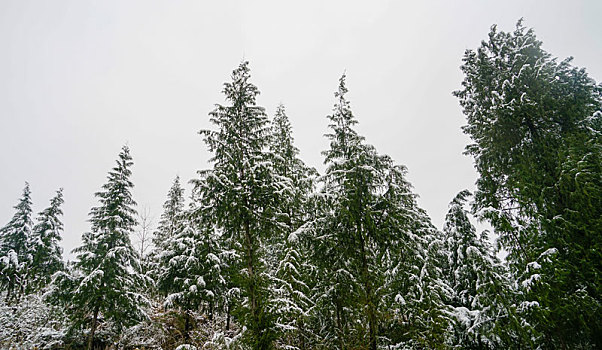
226;301;231;331
360;241;377;350
5;279;12;302
335;297;345;350
184;311;191;341
244;219;257;317
87;305;100;350
356;213;377;350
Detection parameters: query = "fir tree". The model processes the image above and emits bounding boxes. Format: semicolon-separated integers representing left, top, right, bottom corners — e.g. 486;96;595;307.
26;188;65;293
454;20;602;348
66;145;148;349
193;61;279;349
0;183;34;302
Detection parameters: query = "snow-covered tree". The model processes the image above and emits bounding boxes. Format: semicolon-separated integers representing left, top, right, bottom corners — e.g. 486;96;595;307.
193;61;279;349
153;176;185;249
312;74;448;349
266;104;317;349
149;175;186;285
60;145;148;349
156;214;205;340
454;20;602;348
442;190;514;349
0;183;34;302
372;165;449;349
0;291;68;348
154;178;226;341
26;188;65;293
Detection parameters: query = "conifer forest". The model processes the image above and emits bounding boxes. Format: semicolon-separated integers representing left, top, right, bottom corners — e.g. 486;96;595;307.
1;21;601;349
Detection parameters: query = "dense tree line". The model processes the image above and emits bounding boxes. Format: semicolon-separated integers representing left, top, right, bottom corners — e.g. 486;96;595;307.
1;22;600;349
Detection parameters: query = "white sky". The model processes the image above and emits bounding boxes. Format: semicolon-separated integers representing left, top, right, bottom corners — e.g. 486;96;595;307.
1;0;601;259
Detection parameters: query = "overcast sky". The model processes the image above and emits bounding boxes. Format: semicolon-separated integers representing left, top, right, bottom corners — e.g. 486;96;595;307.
1;0;601;259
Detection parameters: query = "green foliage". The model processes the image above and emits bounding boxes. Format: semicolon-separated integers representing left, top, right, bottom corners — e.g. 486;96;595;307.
51;145;149;348
455;20;602;348
312;74;449;349
27;188;65;293
266;104;317;349
0;183;33;302
193;61;279;349
442;191;518;349
3;21;601;349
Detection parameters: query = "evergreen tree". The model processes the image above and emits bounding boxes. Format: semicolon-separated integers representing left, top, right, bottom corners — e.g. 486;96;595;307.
153;176;185;249
149;175;185;285
442;190;514;349
267;104;317;349
454;21;602;348
156;213;204;339
376;168;449;349
65;145;148;349
154;178;226;340
26;188;65;293
0;183;34;302
313;74;447;349
193;61;279;349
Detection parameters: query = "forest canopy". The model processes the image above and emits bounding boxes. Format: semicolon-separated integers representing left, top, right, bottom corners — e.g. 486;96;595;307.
1;21;601;350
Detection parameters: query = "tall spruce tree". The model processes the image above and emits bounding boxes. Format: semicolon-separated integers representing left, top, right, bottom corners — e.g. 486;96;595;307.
0;183;34;302
67;145;148;349
454;21;602;348
26;188;65;293
192;61;279;349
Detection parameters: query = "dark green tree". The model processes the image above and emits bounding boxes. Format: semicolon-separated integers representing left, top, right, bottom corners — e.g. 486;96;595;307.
149;175;185;289
442;190;517;349
0;183;34;302
454;21;602;348
154;178;226;341
193;61;279;349
266;104;317;349
313;74;448;349
153;176;185;249
26;188;65;293
61;146;148;349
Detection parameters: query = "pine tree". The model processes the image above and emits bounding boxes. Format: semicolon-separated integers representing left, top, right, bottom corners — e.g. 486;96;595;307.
192;61;279;349
66;145;148;349
0;183;34;302
26;188;65;293
454;20;602;348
